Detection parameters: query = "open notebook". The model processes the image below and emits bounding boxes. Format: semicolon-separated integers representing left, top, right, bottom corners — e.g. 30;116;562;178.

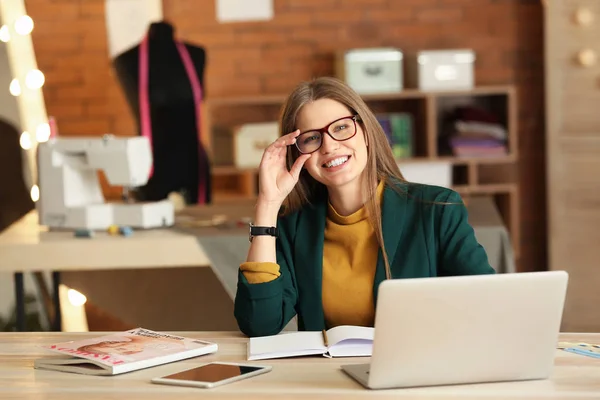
248;325;374;361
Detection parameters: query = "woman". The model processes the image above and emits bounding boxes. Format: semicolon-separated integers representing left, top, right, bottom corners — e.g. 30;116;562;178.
234;77;494;337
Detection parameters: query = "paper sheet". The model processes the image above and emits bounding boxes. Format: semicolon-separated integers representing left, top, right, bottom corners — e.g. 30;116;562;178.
216;0;273;23
105;0;163;58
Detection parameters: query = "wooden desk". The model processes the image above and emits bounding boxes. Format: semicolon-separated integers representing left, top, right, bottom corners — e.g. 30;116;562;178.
1;332;599;399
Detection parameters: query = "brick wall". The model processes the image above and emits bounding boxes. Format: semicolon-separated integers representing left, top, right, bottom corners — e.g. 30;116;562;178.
26;0;545;271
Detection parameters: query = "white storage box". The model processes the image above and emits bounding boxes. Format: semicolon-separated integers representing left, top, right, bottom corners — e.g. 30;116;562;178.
212;122;280;169
336;48;403;94
406;49;475;91
398;161;453;188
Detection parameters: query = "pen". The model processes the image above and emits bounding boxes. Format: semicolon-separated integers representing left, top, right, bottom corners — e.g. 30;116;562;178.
322;330;329;347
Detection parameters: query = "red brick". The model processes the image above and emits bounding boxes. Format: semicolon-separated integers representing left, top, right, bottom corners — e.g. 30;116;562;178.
288;0;337;9
236;29;290;45
111;116;137;136
43;69;83;85
416;8;464;23
313;10;365;25
58;118;112;135
206;76;262;97
390;0;437;6
192;31;236;46
55;85;107;101
348;0;386;4
80;0;106;17
271;12;313;28
291;27;344;44
85;102;110;117
82;33;108;51
366;9;414;23
33;35;81;54
46;103;85;119
26;2;79;20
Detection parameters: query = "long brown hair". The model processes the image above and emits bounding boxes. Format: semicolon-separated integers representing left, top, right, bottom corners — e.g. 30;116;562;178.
280;76;407;279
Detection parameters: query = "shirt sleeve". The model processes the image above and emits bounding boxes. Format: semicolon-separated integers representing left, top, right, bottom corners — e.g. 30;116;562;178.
239;262;281;284
234;214;299;337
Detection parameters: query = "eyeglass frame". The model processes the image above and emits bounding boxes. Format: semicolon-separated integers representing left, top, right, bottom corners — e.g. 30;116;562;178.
294;115;360;154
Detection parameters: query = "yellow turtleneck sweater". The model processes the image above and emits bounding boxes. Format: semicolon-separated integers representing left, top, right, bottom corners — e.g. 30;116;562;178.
240;181;384;329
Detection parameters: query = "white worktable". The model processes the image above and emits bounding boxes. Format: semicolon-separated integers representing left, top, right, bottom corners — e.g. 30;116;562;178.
0;211;209;272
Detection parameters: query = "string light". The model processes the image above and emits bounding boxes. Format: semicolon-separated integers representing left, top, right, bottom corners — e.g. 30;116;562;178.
14;15;33;35
36;122;50;142
3;5;48;202
9;78;21;96
19;131;32;150
67;289;87;306
25;69;44;89
0;25;9;42
30;184;39;202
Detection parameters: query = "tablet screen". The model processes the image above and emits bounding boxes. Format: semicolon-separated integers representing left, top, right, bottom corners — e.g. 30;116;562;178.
161;363;265;383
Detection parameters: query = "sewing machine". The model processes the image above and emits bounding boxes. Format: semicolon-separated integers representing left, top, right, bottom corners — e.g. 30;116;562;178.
37;135;174;230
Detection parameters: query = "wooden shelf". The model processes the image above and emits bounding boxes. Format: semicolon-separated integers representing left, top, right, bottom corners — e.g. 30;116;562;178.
213;155;516;176
453;183;517;196
206;85;515;106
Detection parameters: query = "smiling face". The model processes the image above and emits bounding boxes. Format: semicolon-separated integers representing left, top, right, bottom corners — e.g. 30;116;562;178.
296;98;368;192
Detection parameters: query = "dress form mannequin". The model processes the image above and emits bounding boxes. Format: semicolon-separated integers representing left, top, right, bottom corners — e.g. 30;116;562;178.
112;21;211;204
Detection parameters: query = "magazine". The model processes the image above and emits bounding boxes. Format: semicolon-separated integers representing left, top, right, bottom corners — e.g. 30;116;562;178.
247;325;374;361
34;328;218;376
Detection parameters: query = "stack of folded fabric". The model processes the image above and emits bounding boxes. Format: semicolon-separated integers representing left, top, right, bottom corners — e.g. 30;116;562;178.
445;106;508;157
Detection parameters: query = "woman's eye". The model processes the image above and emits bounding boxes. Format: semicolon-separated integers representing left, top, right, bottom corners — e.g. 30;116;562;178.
302;135;319;144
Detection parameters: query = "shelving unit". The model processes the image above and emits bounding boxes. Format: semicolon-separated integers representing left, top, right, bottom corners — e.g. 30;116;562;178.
203;85;519;258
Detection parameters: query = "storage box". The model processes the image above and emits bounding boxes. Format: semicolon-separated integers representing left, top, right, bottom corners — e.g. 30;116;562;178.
405;49;475;91
336;48;403;94
398;161;453;188
212;122;279;168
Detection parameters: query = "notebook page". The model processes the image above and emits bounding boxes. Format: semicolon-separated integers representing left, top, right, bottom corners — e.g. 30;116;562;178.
326;325;374;346
248;331;325;360
328;340;373;357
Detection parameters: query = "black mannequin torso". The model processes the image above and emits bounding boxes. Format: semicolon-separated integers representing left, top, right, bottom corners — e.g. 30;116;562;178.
113;21;211;204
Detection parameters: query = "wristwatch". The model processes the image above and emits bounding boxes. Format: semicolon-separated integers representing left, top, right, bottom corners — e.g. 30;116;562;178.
249;223;278;242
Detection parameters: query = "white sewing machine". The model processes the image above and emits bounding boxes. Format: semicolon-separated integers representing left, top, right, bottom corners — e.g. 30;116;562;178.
37;135;174;230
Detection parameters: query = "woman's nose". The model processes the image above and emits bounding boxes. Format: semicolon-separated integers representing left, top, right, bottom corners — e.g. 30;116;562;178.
320;133;339;154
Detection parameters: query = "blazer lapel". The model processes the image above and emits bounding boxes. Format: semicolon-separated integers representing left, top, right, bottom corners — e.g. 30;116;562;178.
373;183;406;304
294;199;327;331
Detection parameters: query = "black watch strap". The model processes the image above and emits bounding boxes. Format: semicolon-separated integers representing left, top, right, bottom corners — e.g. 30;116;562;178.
249;224;278;242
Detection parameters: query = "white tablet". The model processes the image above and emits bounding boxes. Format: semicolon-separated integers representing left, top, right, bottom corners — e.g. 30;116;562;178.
151;362;272;389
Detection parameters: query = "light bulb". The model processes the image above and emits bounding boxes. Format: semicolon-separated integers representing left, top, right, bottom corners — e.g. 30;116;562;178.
25;69;45;89
36;123;51;142
14;15;34;35
30;185;40;202
0;25;9;42
9;79;21;96
19;131;32;150
67;289;87;306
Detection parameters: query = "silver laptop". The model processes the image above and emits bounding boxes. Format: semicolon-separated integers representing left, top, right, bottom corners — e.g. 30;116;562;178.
341;271;568;390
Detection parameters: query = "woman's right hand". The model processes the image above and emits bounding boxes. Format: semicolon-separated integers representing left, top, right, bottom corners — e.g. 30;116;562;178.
257;129;311;206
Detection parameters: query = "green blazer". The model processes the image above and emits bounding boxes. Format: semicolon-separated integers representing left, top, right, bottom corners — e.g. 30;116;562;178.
234;182;495;337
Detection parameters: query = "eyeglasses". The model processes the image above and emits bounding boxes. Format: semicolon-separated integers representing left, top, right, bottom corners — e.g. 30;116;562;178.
295;115;359;154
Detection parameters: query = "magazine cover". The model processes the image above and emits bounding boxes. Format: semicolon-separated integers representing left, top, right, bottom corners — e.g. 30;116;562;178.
34;328;218;375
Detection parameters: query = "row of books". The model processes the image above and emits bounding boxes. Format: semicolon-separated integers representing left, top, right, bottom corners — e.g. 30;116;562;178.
376;113;414;159
375;112;509;159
